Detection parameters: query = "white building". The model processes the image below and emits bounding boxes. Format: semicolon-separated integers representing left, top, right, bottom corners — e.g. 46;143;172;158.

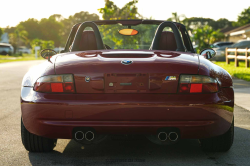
0;33;9;43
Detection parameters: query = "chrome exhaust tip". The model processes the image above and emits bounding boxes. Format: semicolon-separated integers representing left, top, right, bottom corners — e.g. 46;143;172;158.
85;131;95;141
158;132;168;141
168;132;178;141
75;131;84;140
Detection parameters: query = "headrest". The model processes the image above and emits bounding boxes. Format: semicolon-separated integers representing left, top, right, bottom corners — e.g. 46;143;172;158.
78;31;97;51
159;31;177;51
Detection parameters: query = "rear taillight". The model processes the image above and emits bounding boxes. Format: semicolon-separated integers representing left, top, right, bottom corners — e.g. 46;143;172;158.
34;74;75;93
178;75;219;93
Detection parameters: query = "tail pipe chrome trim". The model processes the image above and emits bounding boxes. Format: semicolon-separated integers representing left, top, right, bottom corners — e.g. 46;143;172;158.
85;131;95;141
168;132;178;141
75;131;84;140
158;132;168;141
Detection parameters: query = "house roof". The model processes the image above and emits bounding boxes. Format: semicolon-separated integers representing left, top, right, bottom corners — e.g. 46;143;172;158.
224;23;250;35
220;27;239;34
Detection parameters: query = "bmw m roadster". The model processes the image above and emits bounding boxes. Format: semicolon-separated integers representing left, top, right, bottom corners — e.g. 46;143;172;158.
21;20;234;152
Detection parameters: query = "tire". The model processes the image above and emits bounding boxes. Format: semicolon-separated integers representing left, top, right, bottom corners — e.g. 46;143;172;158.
199;118;234;152
21;118;57;152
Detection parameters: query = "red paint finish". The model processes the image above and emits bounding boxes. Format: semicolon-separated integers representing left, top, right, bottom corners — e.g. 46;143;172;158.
21;49;234;140
21;85;234;139
55;50;199;94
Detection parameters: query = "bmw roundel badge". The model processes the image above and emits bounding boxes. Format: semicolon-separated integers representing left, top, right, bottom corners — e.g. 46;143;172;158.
121;60;133;65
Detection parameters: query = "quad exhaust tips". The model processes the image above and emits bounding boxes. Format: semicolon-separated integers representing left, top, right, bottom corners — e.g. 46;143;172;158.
74;131;95;141
85;131;94;141
158;132;168;141
168;132;178;141
75;131;84;140
158;132;178;142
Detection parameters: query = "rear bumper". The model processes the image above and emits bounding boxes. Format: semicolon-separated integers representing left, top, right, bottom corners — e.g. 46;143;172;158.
21;87;234;139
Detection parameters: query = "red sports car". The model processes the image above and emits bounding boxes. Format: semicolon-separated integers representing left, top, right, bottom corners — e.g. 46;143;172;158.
21;20;234;152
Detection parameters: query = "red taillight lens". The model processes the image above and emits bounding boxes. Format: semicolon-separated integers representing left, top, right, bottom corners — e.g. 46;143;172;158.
179;75;219;93
34;74;75;93
190;84;202;93
51;83;64;92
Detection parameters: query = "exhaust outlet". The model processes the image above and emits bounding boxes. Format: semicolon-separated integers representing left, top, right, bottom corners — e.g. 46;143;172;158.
85;131;95;141
168;132;178;141
158;132;168;141
75;131;84;140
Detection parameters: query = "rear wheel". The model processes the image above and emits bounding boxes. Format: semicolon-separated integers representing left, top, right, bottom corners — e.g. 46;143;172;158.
21;118;57;152
199;118;234;152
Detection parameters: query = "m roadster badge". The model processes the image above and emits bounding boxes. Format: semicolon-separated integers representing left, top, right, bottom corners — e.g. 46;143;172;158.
121;60;133;65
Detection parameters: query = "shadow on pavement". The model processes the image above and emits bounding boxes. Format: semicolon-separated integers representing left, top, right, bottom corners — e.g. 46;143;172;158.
28;126;250;166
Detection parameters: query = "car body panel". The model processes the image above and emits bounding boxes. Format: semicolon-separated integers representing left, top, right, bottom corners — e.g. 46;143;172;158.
21;86;234;139
55;50;199;93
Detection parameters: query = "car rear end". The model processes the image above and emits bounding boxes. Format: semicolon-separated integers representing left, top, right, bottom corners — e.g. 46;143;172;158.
21;51;234;144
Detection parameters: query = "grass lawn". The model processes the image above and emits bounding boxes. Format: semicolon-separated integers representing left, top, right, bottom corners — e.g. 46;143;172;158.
0;54;43;63
214;61;250;81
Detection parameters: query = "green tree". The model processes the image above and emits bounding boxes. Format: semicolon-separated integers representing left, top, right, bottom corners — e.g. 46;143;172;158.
193;25;224;53
0;27;3;38
18;18;42;40
61;11;99;44
167;12;186;23
39;16;63;47
30;39;54;52
9;28;29;54
98;0;141;20
237;6;250;26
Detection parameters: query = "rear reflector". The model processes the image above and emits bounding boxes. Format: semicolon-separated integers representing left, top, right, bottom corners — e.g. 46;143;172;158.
179;75;219;93
34;74;75;93
190;84;202;93
51;83;63;92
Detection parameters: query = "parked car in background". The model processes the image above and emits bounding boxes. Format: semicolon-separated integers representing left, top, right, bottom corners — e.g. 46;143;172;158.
210;42;234;49
17;46;32;54
214;40;250;61
0;43;14;55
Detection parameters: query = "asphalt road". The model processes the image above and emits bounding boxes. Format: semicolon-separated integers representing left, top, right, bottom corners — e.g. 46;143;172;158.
0;61;250;166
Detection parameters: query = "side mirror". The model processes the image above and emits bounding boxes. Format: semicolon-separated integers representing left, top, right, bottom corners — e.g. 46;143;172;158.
200;48;216;59
40;49;57;61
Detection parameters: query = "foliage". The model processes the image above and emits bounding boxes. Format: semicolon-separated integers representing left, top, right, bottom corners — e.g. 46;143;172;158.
181;17;233;31
8;27;29;54
237;6;250;26
30;39;54;52
0;27;3;38
167;12;186;23
98;0;141;20
97;0;153;49
214;61;250;81
193;25;224;53
61;11;99;44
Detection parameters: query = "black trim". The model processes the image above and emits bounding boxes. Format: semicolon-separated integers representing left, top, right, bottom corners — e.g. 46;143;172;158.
71;22;104;51
150;21;186;52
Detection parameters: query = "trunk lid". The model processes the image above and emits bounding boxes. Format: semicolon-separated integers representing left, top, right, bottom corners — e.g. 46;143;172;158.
55;50;199;93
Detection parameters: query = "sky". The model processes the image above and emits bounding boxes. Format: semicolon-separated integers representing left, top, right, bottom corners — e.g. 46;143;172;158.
1;0;250;28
